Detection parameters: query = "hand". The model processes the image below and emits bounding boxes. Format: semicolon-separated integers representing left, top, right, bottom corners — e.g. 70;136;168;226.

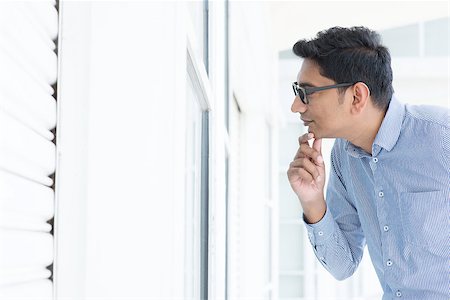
287;132;326;204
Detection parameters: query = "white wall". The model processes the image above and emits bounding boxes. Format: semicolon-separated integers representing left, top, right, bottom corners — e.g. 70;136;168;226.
54;2;91;299
85;2;186;298
57;2;186;299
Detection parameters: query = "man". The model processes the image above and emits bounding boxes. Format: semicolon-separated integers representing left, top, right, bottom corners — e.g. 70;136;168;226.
287;26;449;299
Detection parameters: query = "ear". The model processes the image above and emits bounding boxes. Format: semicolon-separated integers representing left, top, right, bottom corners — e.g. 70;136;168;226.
350;82;371;114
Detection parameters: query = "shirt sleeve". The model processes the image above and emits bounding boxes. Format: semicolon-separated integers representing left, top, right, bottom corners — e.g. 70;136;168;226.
303;141;366;280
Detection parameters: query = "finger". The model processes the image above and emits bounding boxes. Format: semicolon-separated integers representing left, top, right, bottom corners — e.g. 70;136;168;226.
312;138;324;166
290;158;320;180
296;143;323;164
299;167;316;183
293;145;305;160
298;132;314;146
294;133;314;160
288;167;314;184
312;138;322;154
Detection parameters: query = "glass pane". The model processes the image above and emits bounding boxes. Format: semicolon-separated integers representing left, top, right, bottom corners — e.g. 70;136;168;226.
278;123;305;167
266;123;273;199
184;75;203;299
424;17;450;56
381;23;420;57
264;205;272;286
279;223;304;271
279;275;304;298
226;97;242;298
187;1;208;69
279;172;302;220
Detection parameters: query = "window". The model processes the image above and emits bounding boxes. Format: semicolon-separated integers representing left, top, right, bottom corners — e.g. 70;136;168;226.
226;96;242;299
278;123;308;299
380;17;450;57
187;0;209;72
185;5;211;298
184;75;204;299
424;17;449;56
381;23;420;56
263;122;275;299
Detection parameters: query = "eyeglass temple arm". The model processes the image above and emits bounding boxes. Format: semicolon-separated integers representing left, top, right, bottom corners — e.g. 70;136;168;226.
306;82;355;93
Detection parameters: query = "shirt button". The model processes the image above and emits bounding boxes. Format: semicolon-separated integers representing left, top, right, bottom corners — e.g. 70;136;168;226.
386;259;393;266
396;290;402;297
383;225;390;232
373;157;378;163
318;231;324;236
378;191;384;197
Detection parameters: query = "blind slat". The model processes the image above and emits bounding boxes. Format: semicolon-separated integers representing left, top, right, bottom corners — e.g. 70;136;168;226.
0;275;52;292
0;279;52;299
0;212;52;232
0;160;53;187
21;2;58;41
0;53;57;131
0;5;57;84
0;171;54;221
0;44;55;96
0;103;54;141
0;230;53;268
0;110;56;175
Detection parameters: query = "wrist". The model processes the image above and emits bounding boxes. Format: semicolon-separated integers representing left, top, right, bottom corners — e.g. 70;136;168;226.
302;199;326;224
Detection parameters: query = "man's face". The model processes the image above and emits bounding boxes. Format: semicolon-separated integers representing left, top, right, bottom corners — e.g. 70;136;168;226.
291;59;351;139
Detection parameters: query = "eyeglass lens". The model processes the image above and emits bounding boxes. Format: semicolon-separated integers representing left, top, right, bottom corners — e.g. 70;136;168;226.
293;84;306;103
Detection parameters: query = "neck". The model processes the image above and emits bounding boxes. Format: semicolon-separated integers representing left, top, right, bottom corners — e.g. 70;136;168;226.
346;108;386;155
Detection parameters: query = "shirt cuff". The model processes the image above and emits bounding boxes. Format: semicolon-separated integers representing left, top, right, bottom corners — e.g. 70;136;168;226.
303;207;335;246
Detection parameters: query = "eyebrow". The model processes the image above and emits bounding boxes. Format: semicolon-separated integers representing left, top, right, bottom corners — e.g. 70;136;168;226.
298;81;317;88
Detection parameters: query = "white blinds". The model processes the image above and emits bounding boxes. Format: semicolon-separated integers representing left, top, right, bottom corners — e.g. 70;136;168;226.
0;1;57;299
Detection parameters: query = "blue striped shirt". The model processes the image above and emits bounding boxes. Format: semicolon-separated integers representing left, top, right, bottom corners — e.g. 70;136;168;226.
304;96;450;299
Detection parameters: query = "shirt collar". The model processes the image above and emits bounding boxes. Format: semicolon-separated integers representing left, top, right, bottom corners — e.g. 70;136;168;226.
373;95;405;152
345;95;405;157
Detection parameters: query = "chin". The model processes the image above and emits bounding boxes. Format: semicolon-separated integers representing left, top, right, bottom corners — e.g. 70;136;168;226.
308;129;330;139
308;125;333;139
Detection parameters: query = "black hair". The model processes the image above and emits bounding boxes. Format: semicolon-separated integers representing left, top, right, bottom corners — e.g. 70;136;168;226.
292;26;394;110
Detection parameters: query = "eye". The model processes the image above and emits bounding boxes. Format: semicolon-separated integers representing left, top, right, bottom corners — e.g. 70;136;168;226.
305;89;315;96
302;85;315;95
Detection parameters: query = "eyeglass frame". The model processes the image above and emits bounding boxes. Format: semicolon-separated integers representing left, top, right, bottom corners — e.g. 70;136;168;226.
292;81;357;104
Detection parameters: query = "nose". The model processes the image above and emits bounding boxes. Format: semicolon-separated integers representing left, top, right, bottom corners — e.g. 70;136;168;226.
291;96;307;113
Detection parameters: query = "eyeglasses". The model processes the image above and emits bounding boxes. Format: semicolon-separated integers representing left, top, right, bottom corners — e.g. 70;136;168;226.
292;82;356;104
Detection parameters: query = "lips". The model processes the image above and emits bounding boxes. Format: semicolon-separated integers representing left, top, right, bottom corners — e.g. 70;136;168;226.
301;118;313;126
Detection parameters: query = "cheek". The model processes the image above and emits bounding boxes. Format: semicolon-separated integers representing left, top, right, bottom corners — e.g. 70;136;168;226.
316;108;338;130
313;107;331;122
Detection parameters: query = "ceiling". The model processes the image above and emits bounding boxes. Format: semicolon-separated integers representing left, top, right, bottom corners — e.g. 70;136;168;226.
265;0;450;54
